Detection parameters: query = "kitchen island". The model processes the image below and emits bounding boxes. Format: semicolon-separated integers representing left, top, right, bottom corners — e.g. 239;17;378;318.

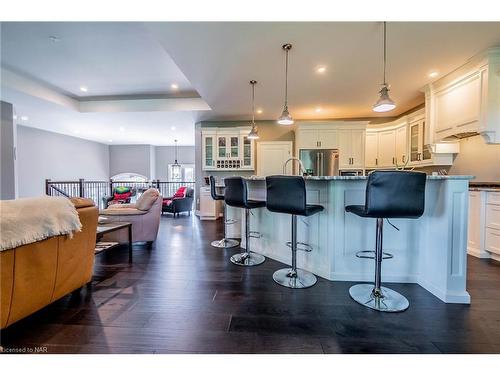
226;175;473;304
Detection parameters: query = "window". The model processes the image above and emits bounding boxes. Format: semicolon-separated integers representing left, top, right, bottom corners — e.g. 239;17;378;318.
111;173;148;182
168;164;195;182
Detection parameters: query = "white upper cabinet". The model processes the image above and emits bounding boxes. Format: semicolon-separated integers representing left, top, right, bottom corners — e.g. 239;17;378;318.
201;127;254;171
395;125;408;165
365;132;379;168
296;128;338;149
338;129;365;169
423;47;500;144
378;129;396;167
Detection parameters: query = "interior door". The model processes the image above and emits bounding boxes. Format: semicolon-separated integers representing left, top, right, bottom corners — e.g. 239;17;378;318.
257;142;293;176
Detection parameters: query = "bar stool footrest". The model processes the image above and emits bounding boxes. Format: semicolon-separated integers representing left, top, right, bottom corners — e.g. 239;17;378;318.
355;250;393;260
286;241;313;252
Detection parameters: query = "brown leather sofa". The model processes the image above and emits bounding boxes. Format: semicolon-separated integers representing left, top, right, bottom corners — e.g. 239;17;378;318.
0;198;98;329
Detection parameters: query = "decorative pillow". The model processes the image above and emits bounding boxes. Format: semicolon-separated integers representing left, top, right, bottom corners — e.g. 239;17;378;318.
135;188;160;211
173;187;187;198
163;199;173;206
115;186;131;194
113;192;131;200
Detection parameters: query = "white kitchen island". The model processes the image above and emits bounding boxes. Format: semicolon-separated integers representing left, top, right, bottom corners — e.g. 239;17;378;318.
226;175;473;304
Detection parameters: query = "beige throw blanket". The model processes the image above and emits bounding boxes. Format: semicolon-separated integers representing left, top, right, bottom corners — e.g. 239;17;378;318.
0;196;82;251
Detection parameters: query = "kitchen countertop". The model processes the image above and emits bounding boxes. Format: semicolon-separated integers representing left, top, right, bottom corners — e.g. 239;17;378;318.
245;175;474;181
469;182;500;192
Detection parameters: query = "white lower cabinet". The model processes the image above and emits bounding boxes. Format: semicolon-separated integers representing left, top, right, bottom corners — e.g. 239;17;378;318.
468;190;500;260
199;187;220;220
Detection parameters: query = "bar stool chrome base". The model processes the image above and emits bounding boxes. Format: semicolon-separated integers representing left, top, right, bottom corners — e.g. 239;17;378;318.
349;284;409;312
230;252;265;266
211;238;239;249
273;268;317;289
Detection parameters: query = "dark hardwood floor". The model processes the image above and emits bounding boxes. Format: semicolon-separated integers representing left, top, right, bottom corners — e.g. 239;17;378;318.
2;215;500;354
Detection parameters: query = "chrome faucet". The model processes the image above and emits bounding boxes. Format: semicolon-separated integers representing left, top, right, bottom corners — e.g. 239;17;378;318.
282;157;305;176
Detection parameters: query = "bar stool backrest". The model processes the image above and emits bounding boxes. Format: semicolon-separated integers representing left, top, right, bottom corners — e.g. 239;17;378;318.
266;175;307;215
224;177;248;208
209;176;223;200
365;170;426;218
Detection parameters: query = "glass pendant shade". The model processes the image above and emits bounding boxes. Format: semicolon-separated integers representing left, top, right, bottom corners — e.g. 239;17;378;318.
277;43;294;125
277;106;294;125
373;22;396;113
373;85;396;112
247;80;260;139
171;139;182;181
248;124;259;139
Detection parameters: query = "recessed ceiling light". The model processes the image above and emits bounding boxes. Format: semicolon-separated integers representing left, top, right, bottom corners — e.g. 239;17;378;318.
428;71;439;78
108;139;113;143
315;107;322;113
21;116;28;121
73;130;80;134
256;109;263;114
316;66;327;74
171;83;179;90
171;126;176;131
79;86;88;92
119;126;125;132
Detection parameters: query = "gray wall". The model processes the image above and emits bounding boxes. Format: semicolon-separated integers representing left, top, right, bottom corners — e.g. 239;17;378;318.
17;125;109;197
1;101;17;199
155;145;195;180
449;135;500;182
109;145;155;179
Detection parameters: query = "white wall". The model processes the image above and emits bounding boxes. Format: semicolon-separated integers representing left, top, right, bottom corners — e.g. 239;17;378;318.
1;101;17;199
109;145;155;179
155;145;195;180
16;125;109;197
449;135;500;182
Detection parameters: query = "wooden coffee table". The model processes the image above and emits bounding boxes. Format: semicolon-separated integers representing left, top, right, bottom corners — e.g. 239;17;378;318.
96;222;133;263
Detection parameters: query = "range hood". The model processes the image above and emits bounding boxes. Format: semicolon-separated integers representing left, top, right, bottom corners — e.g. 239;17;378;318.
441;131;480;142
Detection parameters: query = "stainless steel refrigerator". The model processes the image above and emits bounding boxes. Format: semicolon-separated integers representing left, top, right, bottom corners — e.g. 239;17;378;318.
299;149;339;176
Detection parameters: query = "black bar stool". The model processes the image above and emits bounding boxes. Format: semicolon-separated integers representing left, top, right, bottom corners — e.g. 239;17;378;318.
346;170;426;312
209;176;239;249
266;176;324;288
224;177;266;266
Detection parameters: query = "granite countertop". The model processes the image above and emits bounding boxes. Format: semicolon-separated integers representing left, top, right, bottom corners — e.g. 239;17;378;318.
468;181;500;192
244;175;475;181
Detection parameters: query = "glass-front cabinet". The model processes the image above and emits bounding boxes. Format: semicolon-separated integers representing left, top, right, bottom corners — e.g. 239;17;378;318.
409;118;432;165
201;127;254;171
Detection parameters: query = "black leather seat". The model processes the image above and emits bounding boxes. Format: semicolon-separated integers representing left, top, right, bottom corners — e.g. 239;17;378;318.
265;175;324;289
210;176;224;201
209;176;239;249
224;177;266;266
346;170;426;312
266;175;324;217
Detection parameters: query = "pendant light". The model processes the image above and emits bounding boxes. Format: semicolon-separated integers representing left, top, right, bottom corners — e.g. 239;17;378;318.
277;43;294;125
171;139;182;181
248;80;259;139
373;22;396;113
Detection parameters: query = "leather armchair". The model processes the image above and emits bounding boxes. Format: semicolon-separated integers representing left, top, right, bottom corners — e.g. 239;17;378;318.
162;187;194;217
99;188;162;246
0;198;98;329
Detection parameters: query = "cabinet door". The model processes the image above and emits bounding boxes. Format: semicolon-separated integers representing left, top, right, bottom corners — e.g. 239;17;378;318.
202;135;215;170
242;136;254;169
409;122;420;163
421;120;432;161
218;136;228;158
230;135;239;158
297;129;319;149
365;132;378;168
338;130;352;168
350;130;365;168
378;130;396;167
395;126;408;166
319;129;338;149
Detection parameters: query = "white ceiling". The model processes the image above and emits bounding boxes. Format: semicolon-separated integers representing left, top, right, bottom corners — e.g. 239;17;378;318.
147;22;500;121
1;22;500;146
